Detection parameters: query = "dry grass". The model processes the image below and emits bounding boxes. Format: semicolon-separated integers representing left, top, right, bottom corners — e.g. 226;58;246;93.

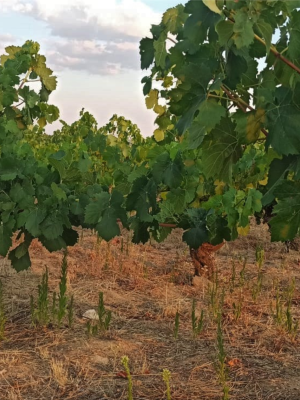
0;224;300;399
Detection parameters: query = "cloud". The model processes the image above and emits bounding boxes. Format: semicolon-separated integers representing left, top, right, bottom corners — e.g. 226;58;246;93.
0;1;33;13
1;0;160;41
35;0;160;40
46;39;140;75
0;0;161;75
0;34;17;50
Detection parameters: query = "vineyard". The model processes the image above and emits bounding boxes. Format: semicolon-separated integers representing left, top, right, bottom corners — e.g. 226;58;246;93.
1;0;300;399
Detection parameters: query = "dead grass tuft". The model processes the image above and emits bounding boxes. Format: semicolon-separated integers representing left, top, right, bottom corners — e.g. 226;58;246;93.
50;358;69;387
0;226;300;399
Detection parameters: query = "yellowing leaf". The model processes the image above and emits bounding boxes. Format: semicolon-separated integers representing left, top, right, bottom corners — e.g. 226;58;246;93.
246;109;265;143
16;120;26;130
160;191;168;200
237;225;250;236
107;135;117;146
38;117;47;128
203;0;221;14
214;180;225;195
246;183;254;189
154;129;165;142
120;143;129;157
190;199;200;208
163;76;173;88
184;159;195;167
154;104;165;116
259;177;268;186
145;89;159;109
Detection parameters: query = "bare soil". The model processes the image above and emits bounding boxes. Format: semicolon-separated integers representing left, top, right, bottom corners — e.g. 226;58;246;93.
0;222;300;400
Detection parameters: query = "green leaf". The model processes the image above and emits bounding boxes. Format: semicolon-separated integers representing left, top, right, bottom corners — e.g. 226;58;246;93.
0;225;12;256
183;0;221;48
9;247;31;272
216;20;234;47
182;209;209;249
62;228;79;247
51;182;67;201
233;9;255;49
262;156;295;206
152;152;183;188
40;214;64;240
39;236;66;252
266;87;300;155
255;19;273;54
25;208;47;237
245;189;262;213
188;99;226;149
202;118;241;183
153;34;167;69
224;51;248;89
18;86;40;108
162;5;187;34
140;38;155;70
84;192;110;224
96;209;120;241
269;181;300;241
288;11;300;61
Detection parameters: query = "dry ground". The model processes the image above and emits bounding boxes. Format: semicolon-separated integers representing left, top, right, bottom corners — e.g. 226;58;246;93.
0;222;300;400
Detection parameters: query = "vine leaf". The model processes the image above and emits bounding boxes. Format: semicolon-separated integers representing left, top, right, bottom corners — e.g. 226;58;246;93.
266;87;300;155
202;118;241;183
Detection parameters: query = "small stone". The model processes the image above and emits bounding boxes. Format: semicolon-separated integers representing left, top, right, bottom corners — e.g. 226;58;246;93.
82;309;99;320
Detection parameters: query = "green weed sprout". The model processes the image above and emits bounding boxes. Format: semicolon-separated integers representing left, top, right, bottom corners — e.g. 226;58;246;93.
162;369;172;400
122;356;133;400
0;279;6;340
191;299;204;338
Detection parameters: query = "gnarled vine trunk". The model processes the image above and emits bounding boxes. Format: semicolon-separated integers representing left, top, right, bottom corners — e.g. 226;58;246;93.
190;242;225;280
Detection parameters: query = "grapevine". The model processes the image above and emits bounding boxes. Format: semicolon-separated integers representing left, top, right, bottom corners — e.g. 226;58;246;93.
0;0;300;274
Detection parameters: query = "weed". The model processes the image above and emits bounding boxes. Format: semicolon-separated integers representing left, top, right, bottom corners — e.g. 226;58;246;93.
232;291;243;321
191;299;204;338
57;251;68;327
239;257;247;286
31;267;49;326
98;291;112;331
51;291;57;320
86;320;99;336
121;356;133;400
284;279;298;335
229;260;236;293
216;312;230;400
272;279;298;335
86;292;112;336
208;278;219;318
252;268;263;301
68;295;74;328
255;244;265;269
173;311;180;340
273;286;284;325
0;279;6;340
162;369;172;400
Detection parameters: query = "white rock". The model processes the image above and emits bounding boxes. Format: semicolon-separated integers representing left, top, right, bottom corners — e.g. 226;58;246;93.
82;309;99;320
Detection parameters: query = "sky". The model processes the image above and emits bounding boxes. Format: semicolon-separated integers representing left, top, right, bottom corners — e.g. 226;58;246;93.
0;0;180;135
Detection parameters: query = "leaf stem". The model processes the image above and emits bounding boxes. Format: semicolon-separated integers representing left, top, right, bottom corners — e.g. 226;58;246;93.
18;69;32;91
